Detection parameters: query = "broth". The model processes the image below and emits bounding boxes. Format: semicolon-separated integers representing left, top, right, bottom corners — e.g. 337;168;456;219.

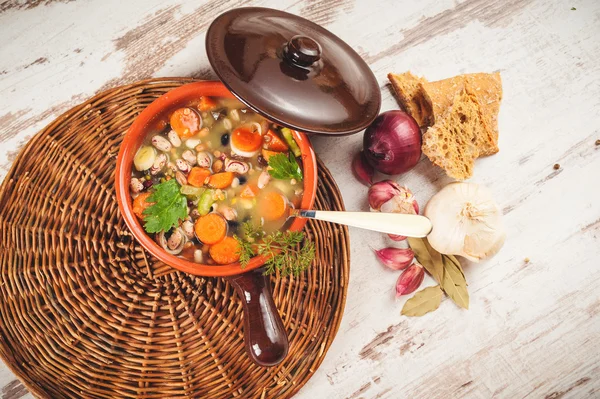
130;97;304;265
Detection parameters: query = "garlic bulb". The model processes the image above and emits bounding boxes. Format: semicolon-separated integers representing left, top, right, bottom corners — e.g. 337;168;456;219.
425;182;505;262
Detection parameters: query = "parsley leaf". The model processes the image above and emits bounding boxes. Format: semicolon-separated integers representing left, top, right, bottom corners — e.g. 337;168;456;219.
142;179;188;233
267;152;303;181
235;224;315;277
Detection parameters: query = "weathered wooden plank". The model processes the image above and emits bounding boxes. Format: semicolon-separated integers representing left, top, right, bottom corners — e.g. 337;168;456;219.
0;0;599;398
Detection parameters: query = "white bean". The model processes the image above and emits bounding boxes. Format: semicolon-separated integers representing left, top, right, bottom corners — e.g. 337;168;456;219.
130;177;144;193
167;230;183;250
182;220;194;239
186;138;201;149
175;171;188;186
224;159;249;174
258;170;271;189
150;153;168;175
220;206;237;221
176;159;191;173
196;151;212;168
167;130;182;147
151;135;172;152
182;150;197;166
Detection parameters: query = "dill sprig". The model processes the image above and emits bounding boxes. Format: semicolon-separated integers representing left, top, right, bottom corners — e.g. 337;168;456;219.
235;222;315;277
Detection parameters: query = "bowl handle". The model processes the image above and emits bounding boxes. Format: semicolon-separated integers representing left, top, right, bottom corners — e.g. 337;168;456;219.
227;267;289;366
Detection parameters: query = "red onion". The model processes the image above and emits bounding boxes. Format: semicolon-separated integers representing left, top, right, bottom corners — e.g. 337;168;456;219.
363;110;421;175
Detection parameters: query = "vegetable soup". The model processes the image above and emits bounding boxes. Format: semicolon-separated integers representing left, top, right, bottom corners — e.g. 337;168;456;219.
130;96;304;265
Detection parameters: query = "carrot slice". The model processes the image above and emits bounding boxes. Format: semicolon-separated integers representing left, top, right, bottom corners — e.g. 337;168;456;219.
232;126;263;152
198;96;217;111
170;107;200;138
187;167;211;188
263;129;289;152
239;184;259;199
261;149;280;162
194;213;227;245
209;237;241;265
259;192;288;221
132;192;153;219
208;172;234;189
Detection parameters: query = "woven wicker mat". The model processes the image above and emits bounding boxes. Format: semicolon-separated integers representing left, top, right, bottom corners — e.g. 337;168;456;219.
0;78;349;399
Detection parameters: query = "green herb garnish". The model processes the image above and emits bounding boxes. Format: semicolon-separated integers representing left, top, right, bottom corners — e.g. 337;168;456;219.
142;179;188;233
235;222;315;276
267;152;303;181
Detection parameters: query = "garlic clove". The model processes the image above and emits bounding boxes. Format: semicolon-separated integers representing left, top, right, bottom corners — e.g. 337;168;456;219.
352;151;374;186
425;182;505;262
368;180;401;211
374;247;414;270
369;180;419;214
396;263;424;297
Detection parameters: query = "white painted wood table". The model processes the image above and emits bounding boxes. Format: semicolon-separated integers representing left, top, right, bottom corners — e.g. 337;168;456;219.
1;0;599;398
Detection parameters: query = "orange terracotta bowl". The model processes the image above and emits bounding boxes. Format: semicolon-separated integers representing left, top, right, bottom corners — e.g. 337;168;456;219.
115;81;317;277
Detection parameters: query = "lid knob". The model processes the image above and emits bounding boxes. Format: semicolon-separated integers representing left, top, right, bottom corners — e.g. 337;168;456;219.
283;35;322;67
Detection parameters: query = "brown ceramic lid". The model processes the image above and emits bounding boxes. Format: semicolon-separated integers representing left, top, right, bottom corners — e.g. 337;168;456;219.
206;7;381;135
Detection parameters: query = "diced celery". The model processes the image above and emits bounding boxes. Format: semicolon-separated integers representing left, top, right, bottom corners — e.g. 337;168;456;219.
281;128;302;157
197;189;215;215
180;185;205;198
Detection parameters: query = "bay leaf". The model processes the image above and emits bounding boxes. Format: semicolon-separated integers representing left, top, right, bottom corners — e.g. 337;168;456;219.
401;285;443;317
445;254;468;285
407;237;444;284
441;257;469;309
425;238;445;282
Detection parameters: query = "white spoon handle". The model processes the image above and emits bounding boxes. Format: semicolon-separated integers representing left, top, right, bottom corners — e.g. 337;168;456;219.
297;211;432;238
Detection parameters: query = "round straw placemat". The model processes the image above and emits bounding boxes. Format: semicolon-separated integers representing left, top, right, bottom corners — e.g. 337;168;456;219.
0;78;349;399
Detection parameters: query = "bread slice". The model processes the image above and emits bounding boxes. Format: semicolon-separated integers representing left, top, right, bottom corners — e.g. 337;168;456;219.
421;72;502;155
422;88;489;180
387;72;432;127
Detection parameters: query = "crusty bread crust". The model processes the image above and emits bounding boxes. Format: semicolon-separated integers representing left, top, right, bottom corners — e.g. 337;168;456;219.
388;71;503;180
422;88;487;180
388;72;432;127
421;73;502;155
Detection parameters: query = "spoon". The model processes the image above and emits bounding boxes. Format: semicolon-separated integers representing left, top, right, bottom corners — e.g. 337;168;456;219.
291;210;432;238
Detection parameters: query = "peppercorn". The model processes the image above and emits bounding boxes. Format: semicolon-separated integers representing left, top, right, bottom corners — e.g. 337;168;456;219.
221;133;229;146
